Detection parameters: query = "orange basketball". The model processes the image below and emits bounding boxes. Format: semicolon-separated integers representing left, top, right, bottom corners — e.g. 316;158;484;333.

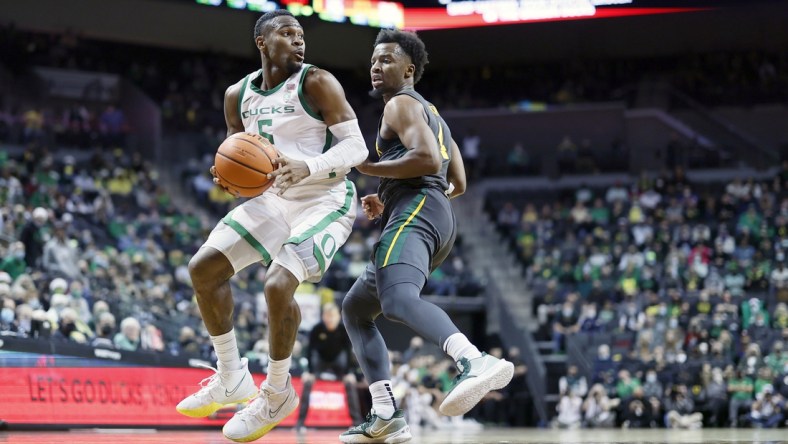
214;132;279;198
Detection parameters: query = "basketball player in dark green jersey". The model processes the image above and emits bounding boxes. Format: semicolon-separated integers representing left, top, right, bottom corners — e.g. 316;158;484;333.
339;30;514;443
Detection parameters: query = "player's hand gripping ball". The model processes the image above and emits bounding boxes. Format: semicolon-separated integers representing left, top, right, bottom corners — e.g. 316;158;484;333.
212;132;279;198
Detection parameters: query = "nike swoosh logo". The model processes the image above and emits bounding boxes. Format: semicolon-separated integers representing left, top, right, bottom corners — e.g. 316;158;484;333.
225;373;247;398
368;421;391;438
268;390;292;418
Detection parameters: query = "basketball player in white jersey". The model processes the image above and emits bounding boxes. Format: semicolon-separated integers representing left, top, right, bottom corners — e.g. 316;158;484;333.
175;10;367;442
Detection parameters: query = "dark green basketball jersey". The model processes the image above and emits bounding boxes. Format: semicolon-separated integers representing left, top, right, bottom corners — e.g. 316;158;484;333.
375;90;451;203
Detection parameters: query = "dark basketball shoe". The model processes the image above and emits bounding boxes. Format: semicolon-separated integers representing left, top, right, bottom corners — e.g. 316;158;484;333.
339;409;412;443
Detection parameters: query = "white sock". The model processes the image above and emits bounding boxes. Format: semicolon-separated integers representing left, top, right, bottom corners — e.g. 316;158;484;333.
443;333;482;362
369;380;396;419
211;329;242;371
266;356;291;391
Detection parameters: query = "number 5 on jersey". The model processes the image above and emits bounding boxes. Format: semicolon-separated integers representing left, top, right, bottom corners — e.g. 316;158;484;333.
258;119;275;143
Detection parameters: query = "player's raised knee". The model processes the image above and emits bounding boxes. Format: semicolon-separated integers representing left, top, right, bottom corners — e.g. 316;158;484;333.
189;248;233;290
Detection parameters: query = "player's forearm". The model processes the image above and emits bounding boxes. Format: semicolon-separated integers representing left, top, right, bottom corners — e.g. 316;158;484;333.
360;150;440;179
447;181;464;199
304;119;367;177
446;139;466;198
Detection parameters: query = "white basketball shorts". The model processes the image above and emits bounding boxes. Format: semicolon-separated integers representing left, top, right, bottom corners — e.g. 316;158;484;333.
202;179;357;283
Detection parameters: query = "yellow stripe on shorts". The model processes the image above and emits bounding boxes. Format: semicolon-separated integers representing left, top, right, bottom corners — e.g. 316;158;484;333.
383;195;427;267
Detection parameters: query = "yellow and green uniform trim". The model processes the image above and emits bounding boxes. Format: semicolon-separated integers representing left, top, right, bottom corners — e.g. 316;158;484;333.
377;191;427;267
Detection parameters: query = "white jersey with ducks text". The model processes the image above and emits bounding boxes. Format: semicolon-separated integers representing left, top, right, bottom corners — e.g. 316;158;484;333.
237;63;343;186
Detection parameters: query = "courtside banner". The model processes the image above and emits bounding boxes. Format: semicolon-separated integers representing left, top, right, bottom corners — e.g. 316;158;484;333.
0;351;351;427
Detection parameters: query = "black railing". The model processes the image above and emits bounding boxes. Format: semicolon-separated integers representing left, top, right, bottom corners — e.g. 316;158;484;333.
566;335;592;383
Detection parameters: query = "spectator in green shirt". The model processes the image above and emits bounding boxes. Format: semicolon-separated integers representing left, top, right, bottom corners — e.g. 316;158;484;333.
754;367;775;398
728;370;753;427
0;241;28;280
737;205;762;235
764;342;787;375
590;198;610;225
616;369;642;399
741;297;769;330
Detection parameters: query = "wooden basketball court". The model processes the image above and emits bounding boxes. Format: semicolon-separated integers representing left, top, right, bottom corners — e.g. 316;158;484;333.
3;428;787;443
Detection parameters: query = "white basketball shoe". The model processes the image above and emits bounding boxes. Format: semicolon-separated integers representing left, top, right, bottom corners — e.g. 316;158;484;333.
222;374;299;442
176;357;257;418
439;353;514;416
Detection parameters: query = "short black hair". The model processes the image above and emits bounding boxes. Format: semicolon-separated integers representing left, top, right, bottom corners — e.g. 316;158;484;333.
254;10;296;40
374;29;429;84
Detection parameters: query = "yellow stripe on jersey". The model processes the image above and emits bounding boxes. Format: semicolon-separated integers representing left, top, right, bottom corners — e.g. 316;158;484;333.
437;122;449;160
428;105;449;160
383;195;427;266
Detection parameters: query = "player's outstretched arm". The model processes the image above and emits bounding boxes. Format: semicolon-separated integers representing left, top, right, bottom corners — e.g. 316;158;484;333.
357;95;441;179
446;137;466;199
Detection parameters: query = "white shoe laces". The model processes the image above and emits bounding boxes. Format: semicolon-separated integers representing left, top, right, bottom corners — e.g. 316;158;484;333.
193;363;222;398
237;384;276;420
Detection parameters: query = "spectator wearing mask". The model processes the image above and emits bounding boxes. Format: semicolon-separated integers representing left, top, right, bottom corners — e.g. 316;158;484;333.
1;295;16;333
52;307;86;343
579;303;602;332
91;311;116;349
67;280;91;325
738;343;764;378
89;300;111;332
553;300;580;353
642;369;664;406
